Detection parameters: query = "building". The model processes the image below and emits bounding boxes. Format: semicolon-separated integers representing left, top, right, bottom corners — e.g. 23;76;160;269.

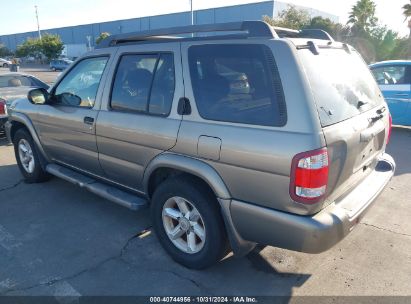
0;0;338;57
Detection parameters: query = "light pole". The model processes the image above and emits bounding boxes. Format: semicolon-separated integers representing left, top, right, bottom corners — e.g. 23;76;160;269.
190;0;193;26
35;5;41;39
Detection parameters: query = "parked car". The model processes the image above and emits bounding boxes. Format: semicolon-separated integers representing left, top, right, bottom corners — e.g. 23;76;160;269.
369;60;411;126
49;59;73;71
5;21;395;269
0;73;49;130
0;58;12;68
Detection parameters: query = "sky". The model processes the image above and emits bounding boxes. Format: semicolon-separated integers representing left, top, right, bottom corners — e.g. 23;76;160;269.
0;0;409;37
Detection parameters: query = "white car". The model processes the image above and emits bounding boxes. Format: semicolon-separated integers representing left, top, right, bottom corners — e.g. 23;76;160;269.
0;58;12;68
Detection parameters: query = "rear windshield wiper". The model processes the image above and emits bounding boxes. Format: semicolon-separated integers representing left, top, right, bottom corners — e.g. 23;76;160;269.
357;100;368;108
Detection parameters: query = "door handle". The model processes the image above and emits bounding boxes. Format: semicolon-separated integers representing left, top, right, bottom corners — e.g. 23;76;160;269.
83;116;94;125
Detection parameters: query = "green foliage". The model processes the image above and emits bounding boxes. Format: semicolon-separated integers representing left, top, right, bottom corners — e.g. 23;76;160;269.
16;38;41;58
347;0;378;34
40;33;64;60
96;32;110;45
16;33;64;61
263;5;310;30
263;0;410;62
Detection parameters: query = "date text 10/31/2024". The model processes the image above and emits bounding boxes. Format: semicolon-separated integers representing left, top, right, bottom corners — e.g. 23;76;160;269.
149;297;258;303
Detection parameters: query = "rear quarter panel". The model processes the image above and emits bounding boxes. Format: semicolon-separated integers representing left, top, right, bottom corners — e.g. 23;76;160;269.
174;39;325;215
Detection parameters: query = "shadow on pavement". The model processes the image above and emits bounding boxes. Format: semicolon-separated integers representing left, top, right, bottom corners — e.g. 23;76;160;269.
387;127;411;176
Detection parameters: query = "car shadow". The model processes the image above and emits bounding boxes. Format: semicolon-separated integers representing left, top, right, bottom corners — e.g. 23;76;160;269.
387;126;411;176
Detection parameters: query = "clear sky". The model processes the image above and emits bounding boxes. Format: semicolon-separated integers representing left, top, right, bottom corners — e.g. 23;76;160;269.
0;0;409;37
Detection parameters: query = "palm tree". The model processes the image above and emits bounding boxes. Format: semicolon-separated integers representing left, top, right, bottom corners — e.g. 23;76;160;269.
347;0;378;34
403;1;411;37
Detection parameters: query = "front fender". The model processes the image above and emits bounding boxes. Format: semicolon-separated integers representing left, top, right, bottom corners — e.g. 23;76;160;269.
8;112;51;163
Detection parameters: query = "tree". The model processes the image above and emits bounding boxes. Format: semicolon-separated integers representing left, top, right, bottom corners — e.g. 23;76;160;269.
16;33;64;61
263;5;310;30
40;33;64;60
16;38;41;58
403;1;411;37
304;16;350;41
347;0;378;35
96;32;110;45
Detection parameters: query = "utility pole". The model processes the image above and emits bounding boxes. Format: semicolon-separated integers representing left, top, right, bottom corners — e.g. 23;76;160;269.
190;0;194;37
190;0;193;26
35;5;41;39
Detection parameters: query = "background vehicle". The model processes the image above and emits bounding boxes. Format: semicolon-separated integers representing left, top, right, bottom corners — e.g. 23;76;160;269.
49;59;73;71
0;73;49;130
0;58;12;68
5;21;395;269
370;60;411;126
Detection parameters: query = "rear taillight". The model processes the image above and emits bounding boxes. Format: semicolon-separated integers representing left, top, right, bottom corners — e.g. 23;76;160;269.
0;99;6;115
290;148;329;204
387;113;392;145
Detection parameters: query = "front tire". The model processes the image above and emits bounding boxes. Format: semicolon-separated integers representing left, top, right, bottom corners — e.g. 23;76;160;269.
151;176;228;269
13;128;50;183
3;63;8;68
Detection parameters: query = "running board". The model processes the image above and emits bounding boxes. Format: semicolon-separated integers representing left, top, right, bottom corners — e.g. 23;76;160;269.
46;164;148;211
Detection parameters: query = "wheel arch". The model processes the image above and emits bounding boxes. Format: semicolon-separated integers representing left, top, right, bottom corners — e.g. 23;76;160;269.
8;113;51;163
144;153;231;200
144;153;256;256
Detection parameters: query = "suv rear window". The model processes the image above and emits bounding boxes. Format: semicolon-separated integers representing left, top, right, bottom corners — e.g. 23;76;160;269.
299;48;383;127
188;44;286;127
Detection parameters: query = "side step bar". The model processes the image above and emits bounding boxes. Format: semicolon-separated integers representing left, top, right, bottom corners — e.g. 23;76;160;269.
46;164;148;211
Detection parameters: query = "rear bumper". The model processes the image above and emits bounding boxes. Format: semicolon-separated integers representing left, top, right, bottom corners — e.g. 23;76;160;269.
230;153;395;253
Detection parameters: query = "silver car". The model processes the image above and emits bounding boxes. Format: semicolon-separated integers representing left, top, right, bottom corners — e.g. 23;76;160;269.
0;57;12;68
5;21;395;269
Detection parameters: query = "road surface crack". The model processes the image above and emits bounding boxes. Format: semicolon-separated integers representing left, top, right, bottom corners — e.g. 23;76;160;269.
360;222;411;238
1;227;151;295
0;179;24;193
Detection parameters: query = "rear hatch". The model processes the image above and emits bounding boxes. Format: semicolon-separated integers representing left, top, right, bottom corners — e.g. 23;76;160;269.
298;42;389;205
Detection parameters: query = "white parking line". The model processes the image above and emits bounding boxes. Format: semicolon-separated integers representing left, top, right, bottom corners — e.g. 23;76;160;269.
54;281;81;304
0;224;22;251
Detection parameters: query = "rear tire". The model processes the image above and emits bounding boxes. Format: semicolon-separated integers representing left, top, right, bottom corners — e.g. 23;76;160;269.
3;63;8;68
13;128;50;183
151;176;228;269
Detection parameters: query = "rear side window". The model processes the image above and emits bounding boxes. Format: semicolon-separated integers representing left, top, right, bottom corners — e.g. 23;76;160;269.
188;44;286;126
111;53;175;115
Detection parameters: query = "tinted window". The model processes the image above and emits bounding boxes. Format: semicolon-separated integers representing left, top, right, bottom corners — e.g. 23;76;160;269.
54;56;108;107
371;65;408;85
0;76;32;87
188;44;286;126
300;48;384;127
111;53;175;115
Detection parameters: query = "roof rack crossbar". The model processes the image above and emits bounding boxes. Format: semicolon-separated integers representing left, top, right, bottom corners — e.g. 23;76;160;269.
274;26;334;42
97;21;278;48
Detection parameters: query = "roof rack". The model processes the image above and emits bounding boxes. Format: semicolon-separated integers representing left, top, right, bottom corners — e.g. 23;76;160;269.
273;26;334;42
96;21;334;48
97;21;278;48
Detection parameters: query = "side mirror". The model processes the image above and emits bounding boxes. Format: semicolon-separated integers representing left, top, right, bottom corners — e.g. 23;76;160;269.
28;88;49;105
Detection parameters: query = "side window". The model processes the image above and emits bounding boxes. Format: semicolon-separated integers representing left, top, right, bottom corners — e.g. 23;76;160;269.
110;53;175;115
371;66;407;85
188;44;286;126
54;56;108;107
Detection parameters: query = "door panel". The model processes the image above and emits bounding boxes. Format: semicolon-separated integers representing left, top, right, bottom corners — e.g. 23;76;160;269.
96;43;184;191
35;50;116;175
372;64;411;126
379;84;410;125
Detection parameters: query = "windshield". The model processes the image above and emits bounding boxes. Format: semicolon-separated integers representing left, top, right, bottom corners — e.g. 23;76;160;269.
299;47;383;127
